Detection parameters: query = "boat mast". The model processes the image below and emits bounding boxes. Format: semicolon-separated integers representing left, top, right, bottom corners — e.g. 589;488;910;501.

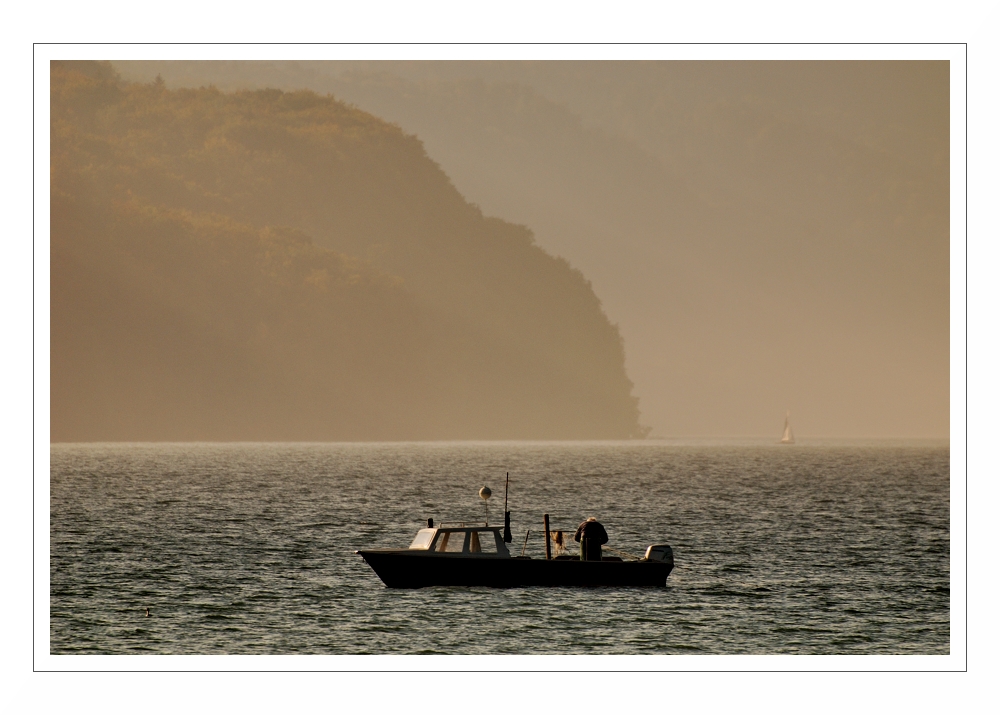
503;472;512;543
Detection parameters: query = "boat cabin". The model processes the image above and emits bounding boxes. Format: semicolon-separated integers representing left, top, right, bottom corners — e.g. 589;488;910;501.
408;527;511;557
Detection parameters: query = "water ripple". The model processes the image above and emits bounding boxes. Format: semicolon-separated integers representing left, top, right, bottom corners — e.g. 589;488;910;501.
50;441;949;654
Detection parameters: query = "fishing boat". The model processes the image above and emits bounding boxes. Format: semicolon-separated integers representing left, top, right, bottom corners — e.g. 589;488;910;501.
356;476;674;589
356;524;674;588
780;411;795;444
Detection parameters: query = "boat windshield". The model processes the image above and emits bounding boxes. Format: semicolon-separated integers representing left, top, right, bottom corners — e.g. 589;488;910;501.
435;531;467;552
408;529;436;550
432;529;502;554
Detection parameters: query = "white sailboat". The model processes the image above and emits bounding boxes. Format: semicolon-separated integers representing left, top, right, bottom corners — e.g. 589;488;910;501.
780;411;795;444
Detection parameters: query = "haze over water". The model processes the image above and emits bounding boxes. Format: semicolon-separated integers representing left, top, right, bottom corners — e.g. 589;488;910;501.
50;441;949;655
110;60;950;440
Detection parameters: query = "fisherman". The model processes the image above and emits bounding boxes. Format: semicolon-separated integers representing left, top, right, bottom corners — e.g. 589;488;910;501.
574;517;609;561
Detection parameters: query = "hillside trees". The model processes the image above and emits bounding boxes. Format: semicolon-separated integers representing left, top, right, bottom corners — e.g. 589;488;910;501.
50;61;646;440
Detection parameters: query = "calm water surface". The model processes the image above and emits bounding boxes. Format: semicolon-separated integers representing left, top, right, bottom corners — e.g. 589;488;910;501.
50;441;949;654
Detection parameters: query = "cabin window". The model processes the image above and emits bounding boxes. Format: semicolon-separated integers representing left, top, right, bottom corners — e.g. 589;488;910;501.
492;530;509;555
473;531;501;554
408;529;436;550
435;531;468;553
430;530;503;553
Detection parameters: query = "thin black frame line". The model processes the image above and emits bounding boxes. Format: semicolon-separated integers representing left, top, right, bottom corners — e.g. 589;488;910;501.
33;42;967;47
37;668;964;673
963;41;968;671
32;42;36;673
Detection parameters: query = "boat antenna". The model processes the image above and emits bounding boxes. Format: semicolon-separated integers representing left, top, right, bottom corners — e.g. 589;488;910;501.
479;485;492;525
503;472;512;543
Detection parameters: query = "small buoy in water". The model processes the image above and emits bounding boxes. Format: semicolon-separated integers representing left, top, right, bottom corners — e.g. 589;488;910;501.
145;608;150;617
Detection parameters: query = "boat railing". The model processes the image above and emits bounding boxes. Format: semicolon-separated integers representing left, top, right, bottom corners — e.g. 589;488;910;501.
520;526;644;561
423;522;645;560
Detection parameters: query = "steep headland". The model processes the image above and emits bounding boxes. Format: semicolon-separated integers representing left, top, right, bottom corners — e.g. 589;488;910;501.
50;61;646;441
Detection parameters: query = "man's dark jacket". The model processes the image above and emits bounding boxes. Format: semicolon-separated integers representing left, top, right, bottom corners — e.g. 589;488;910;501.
574;520;609;545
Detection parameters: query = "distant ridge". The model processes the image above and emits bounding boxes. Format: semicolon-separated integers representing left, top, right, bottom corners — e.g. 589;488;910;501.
50;61;648;441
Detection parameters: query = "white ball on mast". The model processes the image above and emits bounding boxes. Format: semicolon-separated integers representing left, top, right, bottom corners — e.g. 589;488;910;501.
479;486;492;525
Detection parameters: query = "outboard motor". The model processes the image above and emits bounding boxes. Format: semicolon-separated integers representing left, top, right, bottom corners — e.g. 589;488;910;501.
643;544;674;566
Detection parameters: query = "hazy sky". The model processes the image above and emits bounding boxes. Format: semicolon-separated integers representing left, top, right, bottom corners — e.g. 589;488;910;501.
114;60;950;439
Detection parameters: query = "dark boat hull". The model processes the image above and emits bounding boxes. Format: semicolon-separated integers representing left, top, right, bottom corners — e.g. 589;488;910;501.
357;551;673;588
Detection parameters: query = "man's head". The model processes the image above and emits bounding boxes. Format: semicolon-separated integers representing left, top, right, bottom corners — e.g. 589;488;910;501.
586;516;597;522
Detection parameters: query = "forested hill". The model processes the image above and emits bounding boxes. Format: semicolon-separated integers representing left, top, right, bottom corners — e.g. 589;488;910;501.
50;61;646;441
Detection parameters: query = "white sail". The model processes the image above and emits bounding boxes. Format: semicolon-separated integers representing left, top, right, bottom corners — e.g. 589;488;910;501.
780;411;795;444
